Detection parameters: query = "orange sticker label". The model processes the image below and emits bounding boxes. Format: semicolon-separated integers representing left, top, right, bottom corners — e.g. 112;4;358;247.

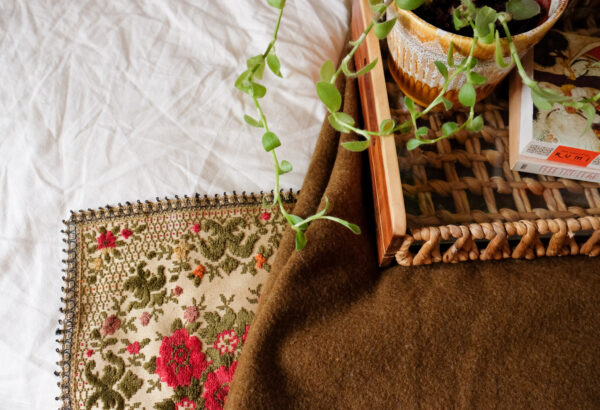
547;145;599;167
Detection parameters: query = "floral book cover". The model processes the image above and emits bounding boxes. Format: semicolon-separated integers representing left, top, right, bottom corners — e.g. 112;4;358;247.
509;29;600;182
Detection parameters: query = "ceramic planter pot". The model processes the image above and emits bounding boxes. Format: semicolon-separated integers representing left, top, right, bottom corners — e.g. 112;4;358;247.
386;0;568;107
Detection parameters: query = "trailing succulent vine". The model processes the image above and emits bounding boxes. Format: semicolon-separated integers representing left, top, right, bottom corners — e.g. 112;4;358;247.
235;0;600;248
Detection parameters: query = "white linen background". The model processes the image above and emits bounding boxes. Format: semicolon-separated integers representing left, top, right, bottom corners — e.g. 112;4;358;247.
0;0;351;406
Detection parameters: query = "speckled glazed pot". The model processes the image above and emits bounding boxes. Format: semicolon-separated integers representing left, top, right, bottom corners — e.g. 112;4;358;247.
386;0;568;107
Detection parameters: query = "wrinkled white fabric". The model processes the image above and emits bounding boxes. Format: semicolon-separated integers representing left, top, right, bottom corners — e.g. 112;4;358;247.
0;0;350;406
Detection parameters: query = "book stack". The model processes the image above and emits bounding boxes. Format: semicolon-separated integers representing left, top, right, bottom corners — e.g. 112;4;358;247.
509;30;600;182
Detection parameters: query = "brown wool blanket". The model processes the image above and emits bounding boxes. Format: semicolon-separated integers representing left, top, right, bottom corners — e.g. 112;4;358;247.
226;75;600;409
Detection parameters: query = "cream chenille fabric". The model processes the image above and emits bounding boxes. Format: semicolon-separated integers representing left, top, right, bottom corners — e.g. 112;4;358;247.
0;0;350;407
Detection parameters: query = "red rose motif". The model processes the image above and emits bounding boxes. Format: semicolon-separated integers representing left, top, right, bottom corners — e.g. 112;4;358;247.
173;286;183;296
242;325;250;343
101;314;121;335
97;231;116;249
213;329;239;355
190;223;201;233
202;362;237;410
86;349;94;357
175;397;197;410
121;229;132;239
127;341;140;355
155;328;208;388
260;212;271;221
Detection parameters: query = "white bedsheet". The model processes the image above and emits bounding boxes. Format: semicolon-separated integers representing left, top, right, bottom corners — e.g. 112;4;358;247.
0;0;350;406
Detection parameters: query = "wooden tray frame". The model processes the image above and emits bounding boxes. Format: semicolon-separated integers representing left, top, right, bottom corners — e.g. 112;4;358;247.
352;0;600;267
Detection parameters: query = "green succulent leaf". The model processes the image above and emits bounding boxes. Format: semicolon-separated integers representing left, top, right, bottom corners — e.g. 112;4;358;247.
234;70;252;92
247;54;265;79
469;72;488;85
441;97;453;110
286;213;304;227
317;81;342;112
453;9;469;30
244;114;262;128
328;113;355;133
250;82;267;98
346;58;378;78
506;0;541;20
531;89;553;111
266;0;286;9
406;138;428;150
341;140;371;152
415;126;428;138
374;18;397;40
279;160;293;174
262;131;281;152
404;95;416;114
474;6;497;39
320;60;335;82
369;0;387;14
434;61;448;80
494;32;512;68
441;121;459;137
295;230;307;250
459;82;476;107
266;53;282;77
395;0;425;11
466;115;484;132
447;42;456;67
322;216;361;234
379;118;395;135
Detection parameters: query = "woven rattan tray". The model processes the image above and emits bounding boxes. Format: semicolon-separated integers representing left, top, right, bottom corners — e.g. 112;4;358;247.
352;0;600;266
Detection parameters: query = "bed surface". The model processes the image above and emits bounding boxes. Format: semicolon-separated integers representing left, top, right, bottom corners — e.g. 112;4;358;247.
0;0;350;406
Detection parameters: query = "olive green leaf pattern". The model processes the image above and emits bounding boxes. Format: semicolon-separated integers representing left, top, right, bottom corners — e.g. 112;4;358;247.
62;199;293;410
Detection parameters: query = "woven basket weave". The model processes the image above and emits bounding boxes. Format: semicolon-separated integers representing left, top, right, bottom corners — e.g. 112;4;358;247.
352;0;600;266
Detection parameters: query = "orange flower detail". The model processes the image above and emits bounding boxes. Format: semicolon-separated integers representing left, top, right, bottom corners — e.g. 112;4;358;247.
193;264;205;278
255;254;267;269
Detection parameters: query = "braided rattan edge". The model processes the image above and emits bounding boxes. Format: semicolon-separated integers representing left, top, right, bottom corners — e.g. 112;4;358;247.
395;216;600;265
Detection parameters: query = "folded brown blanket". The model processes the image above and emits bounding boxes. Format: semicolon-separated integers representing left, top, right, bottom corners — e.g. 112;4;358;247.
226;75;600;409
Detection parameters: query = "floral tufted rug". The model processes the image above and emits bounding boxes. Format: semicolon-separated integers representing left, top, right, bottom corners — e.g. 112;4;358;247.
56;192;296;410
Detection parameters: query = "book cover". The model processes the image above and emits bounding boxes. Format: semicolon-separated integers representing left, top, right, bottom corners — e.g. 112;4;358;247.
510;30;600;179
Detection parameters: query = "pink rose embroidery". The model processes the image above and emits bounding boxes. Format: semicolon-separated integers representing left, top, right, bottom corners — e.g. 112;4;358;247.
101;314;121;335
86;349;94;358
140;312;151;326
202;362;237;410
127;341;140;355
184;306;199;323
97;231;116;249
190;223;201;233
121;229;132;239
261;212;271;221
155;328;208;388
173;286;183;296
213;329;239;355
